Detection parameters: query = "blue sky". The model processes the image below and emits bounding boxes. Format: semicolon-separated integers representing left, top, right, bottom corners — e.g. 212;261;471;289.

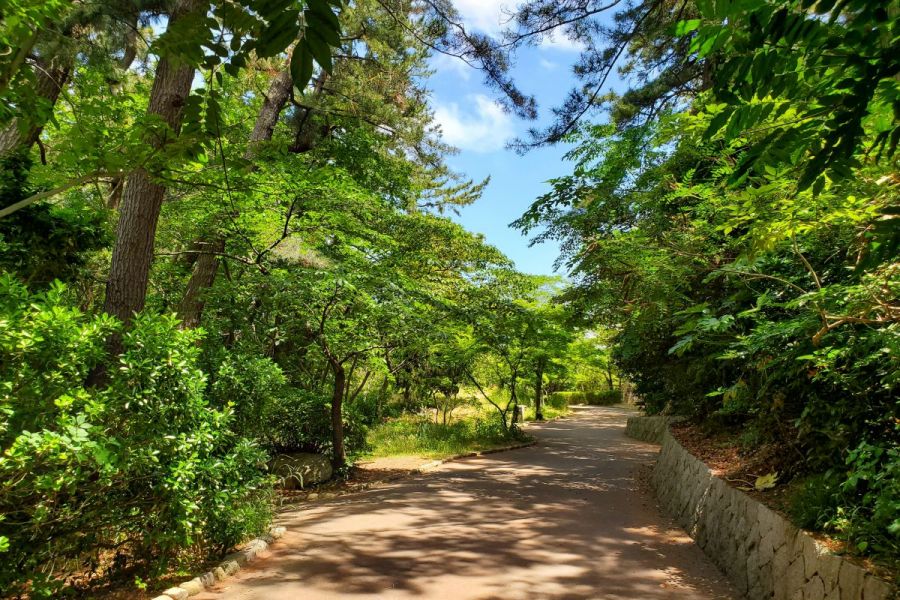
424;2;586;277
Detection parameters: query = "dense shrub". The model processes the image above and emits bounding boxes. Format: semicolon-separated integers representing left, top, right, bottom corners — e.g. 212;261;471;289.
548;389;622;407
266;388;368;456
0;155;109;288
367;414;526;458
791;442;900;564
0;277;271;597
207;351;287;443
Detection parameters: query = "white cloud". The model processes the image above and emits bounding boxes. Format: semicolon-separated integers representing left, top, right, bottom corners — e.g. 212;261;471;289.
539;58;557;70
452;0;583;52
433;94;514;153
451;0;512;34
432;52;472;81
540;34;585;53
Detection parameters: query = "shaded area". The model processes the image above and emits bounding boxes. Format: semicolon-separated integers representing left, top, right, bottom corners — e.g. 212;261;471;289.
197;407;737;599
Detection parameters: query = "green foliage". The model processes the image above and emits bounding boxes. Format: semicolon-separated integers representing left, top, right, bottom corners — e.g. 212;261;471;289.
790;441;900;564
366;414;526;460
831;441;900;559
692;0;899;190
208;351;287;443
267;388;368;455
548;390;622;407
0;154;110;287
516;2;900;567
0;278;270;596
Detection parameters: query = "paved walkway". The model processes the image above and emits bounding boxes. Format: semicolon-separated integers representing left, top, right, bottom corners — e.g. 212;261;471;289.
197;406;737;599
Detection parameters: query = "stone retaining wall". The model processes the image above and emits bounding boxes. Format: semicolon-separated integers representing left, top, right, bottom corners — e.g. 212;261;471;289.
652;430;895;600
624;415;682;443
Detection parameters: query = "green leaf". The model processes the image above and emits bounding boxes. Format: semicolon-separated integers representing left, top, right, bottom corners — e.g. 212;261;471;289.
290;46;315;89
674;19;702;35
754;472;778;491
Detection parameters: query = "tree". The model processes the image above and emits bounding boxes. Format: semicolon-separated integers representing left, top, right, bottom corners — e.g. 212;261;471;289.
103;0;344;326
522;285;573;421
513;0;900;565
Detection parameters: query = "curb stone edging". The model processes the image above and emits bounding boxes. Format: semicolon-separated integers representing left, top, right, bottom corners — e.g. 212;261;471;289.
150;526;286;600
368;440;539;484
624;414;684;443
414;440;537;473
625;417;897;600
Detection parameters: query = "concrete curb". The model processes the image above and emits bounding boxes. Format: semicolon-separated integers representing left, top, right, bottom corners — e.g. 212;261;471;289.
412;440;538;473
151;526;286;600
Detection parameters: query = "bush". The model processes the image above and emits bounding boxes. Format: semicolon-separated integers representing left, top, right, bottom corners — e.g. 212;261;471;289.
548;389;622;407
367;413;525;458
0;154;109;288
208;351;287;444
266;388;368;456
790;442;899;567
0;277;271;597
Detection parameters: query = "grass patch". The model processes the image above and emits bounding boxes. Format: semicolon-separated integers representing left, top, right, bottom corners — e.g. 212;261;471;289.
366;415;529;459
524;403;570;421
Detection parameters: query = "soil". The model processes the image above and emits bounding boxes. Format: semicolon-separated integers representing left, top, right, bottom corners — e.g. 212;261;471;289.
668;421;894;581
669;422;796;513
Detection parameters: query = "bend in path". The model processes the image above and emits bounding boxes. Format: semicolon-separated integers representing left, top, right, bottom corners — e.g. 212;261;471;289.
197;406;737;599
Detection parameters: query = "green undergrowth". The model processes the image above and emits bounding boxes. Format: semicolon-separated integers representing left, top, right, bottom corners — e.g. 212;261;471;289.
687;418;900;576
525;403;570;421
549;389;622;406
365;414;530;460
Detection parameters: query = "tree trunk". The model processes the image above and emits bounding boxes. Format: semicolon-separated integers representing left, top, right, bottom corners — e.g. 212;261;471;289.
377;375;389;420
248;68;294;150
509;373;519;428
289;71;329;153
535;363;545;421
330;361;346;470
176;238;224;328
177;61;294;328
0;57;70;158
103;0;201;324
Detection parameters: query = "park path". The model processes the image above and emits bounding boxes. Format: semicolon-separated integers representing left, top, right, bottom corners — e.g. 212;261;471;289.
196;406;737;600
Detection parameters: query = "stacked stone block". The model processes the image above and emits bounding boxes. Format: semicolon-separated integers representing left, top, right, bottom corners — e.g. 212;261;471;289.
624;415;682;443
650;429;895;600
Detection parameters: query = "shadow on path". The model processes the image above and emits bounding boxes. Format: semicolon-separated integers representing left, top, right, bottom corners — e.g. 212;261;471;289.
196;406;737;600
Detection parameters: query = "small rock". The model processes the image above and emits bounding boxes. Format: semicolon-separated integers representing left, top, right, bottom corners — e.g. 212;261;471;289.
241;547;258;562
179;578;205;596
198;571;216;587
307;492;319;500
270;453;333;489
213;566;227;581
220;559;241;575
250;538;268;553
270;526;287;539
162;587;190;600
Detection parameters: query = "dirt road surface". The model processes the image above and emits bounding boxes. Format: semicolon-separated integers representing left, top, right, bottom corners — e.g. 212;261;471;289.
196;406;737;599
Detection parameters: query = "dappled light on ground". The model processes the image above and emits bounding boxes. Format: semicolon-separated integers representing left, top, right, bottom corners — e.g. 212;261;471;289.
197;407;736;600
